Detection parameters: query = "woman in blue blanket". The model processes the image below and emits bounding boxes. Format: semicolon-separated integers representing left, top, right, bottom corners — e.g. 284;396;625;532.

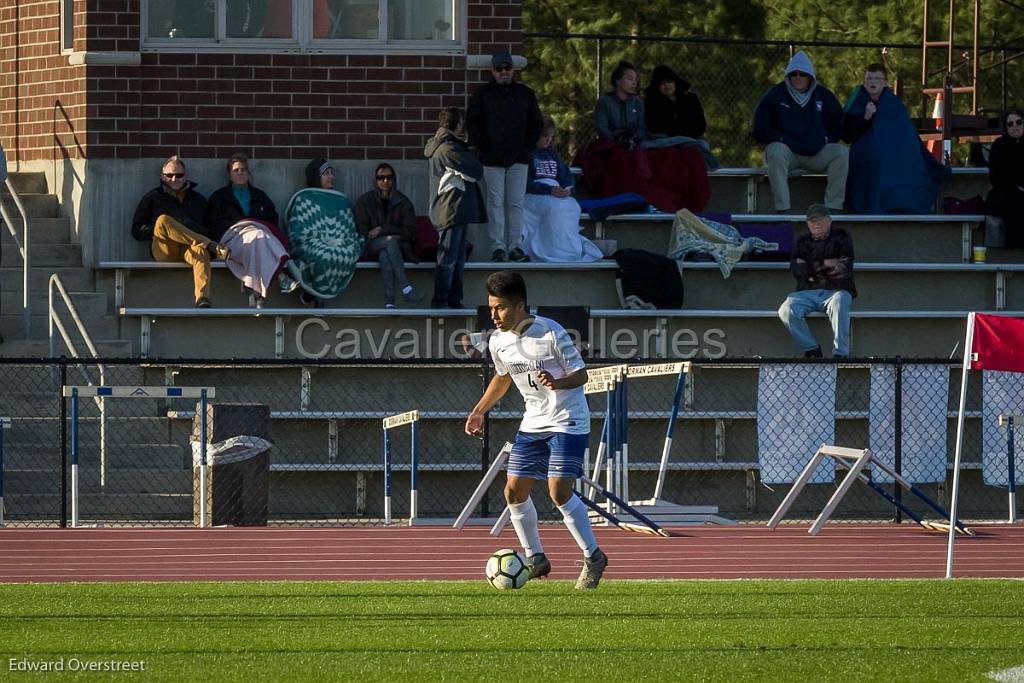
283;159;364;306
842;63;949;214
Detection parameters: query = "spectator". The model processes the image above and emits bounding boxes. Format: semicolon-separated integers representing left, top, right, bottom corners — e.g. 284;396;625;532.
0;140;5;343
778;204;856;358
577;61;710;214
644;64;707;139
130;156;225;308
753;51;847;213
521;116;602;263
986;109;1024;246
425;107;486;309
352;163;424;308
595;60;648;147
467;50;544;263
842;64;949;214
282;158;364;307
206;153;294;308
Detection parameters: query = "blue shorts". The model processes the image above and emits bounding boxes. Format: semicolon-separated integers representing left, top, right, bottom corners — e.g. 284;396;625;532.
507;431;589;481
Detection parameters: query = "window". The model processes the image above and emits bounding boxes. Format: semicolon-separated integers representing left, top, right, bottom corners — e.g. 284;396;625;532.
60;0;74;52
143;0;460;52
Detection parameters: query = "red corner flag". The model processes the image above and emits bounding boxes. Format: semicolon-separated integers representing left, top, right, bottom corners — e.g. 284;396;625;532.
971;313;1024;372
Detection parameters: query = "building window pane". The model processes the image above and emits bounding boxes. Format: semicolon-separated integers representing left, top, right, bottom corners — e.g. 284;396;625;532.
226;0;293;38
388;0;453;41
149;0;216;39
60;0;74;51
314;0;380;40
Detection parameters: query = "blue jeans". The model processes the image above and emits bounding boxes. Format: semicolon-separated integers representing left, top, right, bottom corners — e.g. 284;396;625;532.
432;224;467;308
778;289;852;356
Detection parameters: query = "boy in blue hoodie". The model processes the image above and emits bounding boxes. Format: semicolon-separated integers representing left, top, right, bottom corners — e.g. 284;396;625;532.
752;51;848;213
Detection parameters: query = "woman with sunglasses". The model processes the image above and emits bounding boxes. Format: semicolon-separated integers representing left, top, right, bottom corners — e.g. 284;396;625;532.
986;109;1024;246
352;163;424;308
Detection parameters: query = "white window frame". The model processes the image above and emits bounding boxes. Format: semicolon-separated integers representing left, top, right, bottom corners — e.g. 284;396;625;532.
60;0;75;54
140;0;466;55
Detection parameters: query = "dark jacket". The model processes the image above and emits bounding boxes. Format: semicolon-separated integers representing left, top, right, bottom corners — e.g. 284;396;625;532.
424;127;486;230
466;79;544;167
752;52;843;157
791;226;856;297
643;65;707;139
595;92;647;145
989;110;1024;195
131;181;209;243
352;184;418;262
205;184;279;242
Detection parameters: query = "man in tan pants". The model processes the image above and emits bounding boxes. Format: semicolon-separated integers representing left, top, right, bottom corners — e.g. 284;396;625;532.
131;156;228;307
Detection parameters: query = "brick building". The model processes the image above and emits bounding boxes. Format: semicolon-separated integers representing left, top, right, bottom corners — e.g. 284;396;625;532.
0;0;524;263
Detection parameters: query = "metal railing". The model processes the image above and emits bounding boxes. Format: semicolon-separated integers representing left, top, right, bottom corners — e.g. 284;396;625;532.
1;177;31;338
48;273;108;487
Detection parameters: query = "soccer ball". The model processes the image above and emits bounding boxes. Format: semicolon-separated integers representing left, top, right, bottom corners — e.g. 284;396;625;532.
485;548;529;589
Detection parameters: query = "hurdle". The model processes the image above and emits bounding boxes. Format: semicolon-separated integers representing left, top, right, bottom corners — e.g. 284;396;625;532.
382;410;419;525
767;445;972;535
998;414;1020;524
63;386;215;528
0;417;9;527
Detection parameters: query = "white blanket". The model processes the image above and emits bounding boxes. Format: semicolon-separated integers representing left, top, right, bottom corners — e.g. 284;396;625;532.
220;220;289;298
868;364;949;484
521;181;602;263
757;364;837;484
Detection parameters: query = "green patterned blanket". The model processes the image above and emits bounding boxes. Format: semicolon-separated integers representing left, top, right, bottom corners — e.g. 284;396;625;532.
283;188;364;300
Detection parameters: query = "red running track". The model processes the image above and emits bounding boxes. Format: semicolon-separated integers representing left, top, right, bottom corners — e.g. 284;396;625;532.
0;524;1022;583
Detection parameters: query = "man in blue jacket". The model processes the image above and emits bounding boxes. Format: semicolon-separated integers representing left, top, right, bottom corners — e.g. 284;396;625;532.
753;51;848;213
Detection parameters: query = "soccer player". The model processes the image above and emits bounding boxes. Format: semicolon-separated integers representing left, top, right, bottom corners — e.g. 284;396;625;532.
465;271;608;589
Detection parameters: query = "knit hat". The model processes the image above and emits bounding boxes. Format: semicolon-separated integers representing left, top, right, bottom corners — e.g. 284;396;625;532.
806;203;831;219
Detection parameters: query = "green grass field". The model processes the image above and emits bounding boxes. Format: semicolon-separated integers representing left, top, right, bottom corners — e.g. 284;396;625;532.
1;580;1022;681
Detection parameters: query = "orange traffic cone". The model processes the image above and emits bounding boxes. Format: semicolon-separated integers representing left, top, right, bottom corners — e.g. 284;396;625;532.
926;91;944;161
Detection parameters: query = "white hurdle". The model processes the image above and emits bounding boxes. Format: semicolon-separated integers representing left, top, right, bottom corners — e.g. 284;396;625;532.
767;445;874;535
382;410;419;525
62;386;215;528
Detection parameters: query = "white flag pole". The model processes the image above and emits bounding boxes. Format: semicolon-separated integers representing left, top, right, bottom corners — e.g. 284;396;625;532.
946;312;976;578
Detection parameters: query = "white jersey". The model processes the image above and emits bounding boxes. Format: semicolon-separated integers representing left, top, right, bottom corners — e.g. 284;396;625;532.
489;316;589;435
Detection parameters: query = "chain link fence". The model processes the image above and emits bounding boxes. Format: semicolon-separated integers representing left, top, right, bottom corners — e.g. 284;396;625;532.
0;357;1019;528
521;33;1022;166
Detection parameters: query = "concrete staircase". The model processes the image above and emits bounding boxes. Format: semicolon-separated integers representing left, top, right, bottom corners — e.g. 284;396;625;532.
1;171;129;357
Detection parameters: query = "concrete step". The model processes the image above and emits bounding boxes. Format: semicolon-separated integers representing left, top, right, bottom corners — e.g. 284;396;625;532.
6;492;192;519
1;243;81;268
2;443;188;471
2;172;49;194
1;217;71;245
0;266;93;291
1;193;60;219
6;467;191;495
2;290;109;318
0;338;133;358
0;313;119;343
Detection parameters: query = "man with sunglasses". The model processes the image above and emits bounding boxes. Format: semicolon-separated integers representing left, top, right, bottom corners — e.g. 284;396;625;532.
466;50;544;263
986;109;1024;247
753;50;847;214
131;156;227;308
353;163;424;308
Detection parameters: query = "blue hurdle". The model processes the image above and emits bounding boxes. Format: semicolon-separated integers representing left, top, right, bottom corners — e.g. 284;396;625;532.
62;386;215;528
382;410;419;525
0;417;10;527
998;414;1019;524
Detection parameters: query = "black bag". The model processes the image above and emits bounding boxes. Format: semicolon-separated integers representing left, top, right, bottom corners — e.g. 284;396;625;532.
612;249;684;309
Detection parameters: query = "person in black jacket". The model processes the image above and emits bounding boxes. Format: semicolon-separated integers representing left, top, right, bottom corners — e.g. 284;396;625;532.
752;51;848;213
986;109;1024;246
352;163;424;308
466;50;544;263
425;107;486;309
130;156;225;308
777;204;856;358
205;153;293;307
644;64;707;140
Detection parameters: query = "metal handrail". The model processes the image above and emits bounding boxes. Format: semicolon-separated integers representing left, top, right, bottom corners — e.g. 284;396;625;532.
49;273;108;487
1;177;31;337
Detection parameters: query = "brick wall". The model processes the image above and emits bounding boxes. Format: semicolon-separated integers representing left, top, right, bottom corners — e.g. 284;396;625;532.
0;0;88;164
2;0;524;163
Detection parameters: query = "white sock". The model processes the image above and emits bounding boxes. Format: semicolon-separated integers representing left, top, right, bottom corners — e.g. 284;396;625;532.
557;494;598;558
401;285;413;295
508;497;544;558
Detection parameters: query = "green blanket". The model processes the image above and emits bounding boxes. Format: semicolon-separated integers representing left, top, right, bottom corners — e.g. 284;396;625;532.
283;188;364;300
